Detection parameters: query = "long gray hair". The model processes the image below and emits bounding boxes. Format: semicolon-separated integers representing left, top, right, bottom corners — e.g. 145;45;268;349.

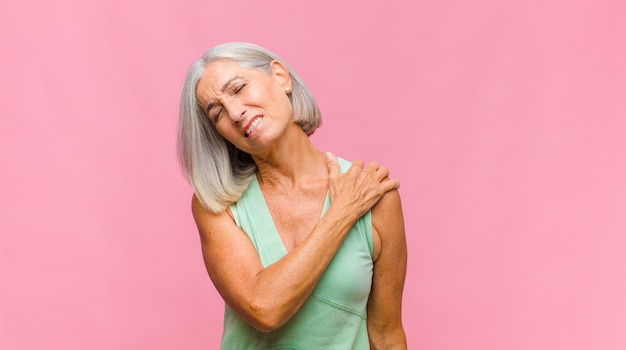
178;42;322;212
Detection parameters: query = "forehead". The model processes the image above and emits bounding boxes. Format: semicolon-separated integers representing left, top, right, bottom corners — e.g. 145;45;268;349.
204;59;247;80
195;60;260;106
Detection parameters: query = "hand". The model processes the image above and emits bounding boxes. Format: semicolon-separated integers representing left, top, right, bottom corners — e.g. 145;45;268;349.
325;152;400;219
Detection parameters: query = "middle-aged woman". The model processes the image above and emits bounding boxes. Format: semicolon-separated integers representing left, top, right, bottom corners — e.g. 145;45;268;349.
178;42;407;349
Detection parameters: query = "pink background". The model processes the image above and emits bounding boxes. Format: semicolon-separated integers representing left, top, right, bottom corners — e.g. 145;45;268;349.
2;1;625;349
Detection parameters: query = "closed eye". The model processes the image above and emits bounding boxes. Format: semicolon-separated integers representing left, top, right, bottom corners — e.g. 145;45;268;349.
233;83;246;94
205;103;222;124
212;107;223;123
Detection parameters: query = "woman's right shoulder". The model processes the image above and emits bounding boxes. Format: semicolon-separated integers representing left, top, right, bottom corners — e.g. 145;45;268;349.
191;194;236;230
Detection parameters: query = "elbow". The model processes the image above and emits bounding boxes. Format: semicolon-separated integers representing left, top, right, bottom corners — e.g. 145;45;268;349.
251;320;282;333
231;286;301;332
368;323;407;349
245;300;289;332
249;316;282;333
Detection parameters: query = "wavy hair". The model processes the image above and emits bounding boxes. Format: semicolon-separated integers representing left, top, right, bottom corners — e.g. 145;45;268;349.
177;42;322;212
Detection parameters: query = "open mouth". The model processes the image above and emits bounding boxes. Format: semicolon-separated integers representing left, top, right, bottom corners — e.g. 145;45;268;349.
244;116;262;137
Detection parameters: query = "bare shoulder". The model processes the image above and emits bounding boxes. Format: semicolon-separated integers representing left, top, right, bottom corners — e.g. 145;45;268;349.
191;194;236;238
191;194;225;220
190;194;254;263
371;189;404;234
373;189;402;211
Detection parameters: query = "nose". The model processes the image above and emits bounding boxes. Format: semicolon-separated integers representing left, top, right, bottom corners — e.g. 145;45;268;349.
224;99;245;123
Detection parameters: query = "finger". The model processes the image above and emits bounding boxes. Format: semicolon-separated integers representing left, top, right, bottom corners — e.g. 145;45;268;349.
380;178;401;192
325;152;340;178
375;165;390;181
365;161;379;172
350;160;364;172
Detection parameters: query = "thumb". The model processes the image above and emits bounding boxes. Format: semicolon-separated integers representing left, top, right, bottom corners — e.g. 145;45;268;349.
325;152;340;177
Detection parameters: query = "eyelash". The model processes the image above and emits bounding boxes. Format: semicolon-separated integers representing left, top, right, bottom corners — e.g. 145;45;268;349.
233;83;245;94
212;108;222;123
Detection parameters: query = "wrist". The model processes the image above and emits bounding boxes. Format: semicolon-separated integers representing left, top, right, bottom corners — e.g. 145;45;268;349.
321;203;359;232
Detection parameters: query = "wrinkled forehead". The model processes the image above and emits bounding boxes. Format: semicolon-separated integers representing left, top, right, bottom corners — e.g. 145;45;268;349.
195;59;274;111
200;59;244;86
195;60;242;107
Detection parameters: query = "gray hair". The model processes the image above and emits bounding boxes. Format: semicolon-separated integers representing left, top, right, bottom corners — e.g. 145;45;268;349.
177;42;322;212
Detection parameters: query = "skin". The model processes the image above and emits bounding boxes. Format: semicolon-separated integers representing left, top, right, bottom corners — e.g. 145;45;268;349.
192;59;407;348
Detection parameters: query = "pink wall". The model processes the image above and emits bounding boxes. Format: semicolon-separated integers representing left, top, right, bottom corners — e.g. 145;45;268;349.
2;0;625;349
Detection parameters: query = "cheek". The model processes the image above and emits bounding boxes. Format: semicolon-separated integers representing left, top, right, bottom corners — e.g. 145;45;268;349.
267;90;294;116
215;122;236;138
252;83;290;111
281;95;295;118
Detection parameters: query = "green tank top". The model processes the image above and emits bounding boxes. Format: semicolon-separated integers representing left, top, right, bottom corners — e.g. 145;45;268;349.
223;158;373;349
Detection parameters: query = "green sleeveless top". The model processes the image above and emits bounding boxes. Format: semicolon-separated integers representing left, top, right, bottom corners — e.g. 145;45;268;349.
222;158;373;349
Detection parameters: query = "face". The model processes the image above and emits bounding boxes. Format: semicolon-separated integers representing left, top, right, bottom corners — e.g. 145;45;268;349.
195;59;294;155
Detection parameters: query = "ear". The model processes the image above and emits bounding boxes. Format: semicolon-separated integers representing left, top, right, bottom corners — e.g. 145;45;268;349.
270;60;292;90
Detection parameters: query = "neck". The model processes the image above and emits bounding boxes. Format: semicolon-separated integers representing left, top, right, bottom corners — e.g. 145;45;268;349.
252;124;327;189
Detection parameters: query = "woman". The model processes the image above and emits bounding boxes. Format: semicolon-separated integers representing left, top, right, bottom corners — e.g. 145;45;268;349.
178;42;407;349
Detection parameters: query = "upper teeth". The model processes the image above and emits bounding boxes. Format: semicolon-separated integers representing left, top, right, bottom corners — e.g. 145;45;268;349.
245;118;262;136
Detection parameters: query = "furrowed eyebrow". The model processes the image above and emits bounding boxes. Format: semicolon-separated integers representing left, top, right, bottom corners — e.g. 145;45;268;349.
221;76;244;93
206;102;216;114
205;76;244;111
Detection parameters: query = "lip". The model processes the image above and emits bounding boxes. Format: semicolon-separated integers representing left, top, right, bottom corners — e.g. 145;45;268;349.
242;115;263;138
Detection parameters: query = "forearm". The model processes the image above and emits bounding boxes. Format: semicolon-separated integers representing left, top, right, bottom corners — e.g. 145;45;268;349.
239;204;359;330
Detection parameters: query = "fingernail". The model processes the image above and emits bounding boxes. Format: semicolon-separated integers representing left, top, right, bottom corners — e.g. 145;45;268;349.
325;152;334;161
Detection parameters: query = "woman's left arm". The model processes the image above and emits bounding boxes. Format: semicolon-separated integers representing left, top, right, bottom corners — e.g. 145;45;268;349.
368;189;408;349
